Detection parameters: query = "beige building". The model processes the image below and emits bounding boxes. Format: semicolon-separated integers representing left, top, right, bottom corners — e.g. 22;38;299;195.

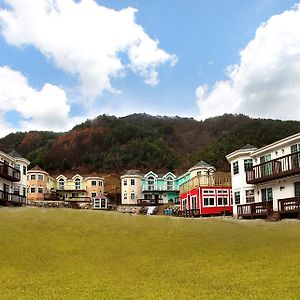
120;170;143;205
27;166;104;203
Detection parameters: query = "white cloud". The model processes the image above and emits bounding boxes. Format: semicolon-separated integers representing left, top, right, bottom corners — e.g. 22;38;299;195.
196;3;300;120
0;0;176;99
0;66;79;136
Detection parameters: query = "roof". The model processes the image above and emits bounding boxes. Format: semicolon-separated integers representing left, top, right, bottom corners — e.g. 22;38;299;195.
122;169;142;176
239;144;257;150
29;165;46;172
193;160;214;168
8;149;23;158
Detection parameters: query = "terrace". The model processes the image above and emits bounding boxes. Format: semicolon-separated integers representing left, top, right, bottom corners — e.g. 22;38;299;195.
278;197;300;219
246;151;300;184
0;162;21;182
179;173;231;194
56;184;86;191
237;201;273;219
0;190;26;205
142;183;179;192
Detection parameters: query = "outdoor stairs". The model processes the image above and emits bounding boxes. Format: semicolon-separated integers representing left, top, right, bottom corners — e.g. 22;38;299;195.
267;211;280;222
156;204;169;215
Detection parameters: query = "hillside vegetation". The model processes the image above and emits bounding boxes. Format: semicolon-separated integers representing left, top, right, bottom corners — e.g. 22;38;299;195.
1;113;300;173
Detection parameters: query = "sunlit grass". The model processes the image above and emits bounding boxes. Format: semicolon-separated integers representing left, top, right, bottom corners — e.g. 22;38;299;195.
0;207;299;299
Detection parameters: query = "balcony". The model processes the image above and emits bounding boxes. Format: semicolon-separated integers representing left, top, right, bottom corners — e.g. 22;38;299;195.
278;197;300;219
0;162;21;182
0;190;26;205
246;151;300;184
56;185;86;191
142;184;179;192
179;174;231;194
237;201;273;219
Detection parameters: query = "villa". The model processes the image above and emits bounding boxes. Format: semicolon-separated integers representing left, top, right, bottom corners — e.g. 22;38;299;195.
27;166;106;208
0;150;30;206
226;132;300;220
178;161;232;217
120;170;179;205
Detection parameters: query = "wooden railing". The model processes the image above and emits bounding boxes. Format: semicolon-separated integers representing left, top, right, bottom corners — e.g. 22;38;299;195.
142;184;179;192
56;185;87;191
137;198;163;206
177;209;200;217
278;197;300;219
237;201;273;218
0;162;21;182
180;173;231;194
0;190;26;205
246;151;300;184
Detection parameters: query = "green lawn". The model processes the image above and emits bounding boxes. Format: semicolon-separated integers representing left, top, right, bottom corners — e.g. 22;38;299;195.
0;207;299;300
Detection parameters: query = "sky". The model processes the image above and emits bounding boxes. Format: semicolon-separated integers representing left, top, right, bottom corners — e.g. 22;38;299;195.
0;0;299;137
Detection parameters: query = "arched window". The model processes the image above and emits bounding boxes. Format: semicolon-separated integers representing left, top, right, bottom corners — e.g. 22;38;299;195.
58;178;65;190
166;177;173;191
75;178;81;190
148;176;154;190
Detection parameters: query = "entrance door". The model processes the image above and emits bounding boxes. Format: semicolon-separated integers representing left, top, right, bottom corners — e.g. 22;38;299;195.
294;182;300;197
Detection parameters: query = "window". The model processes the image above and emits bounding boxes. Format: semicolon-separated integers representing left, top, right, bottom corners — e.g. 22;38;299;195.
294;182;300;197
124;193;127;200
14;164;20;171
260;154;272;176
130;193;135;200
75;178;81;190
203;197;215;206
191;196;197;209
30;174;36;180
166;177;173;191
233;161;239;175
38;187;44;194
246;189;255;203
123;179;127;186
148;176;155;190
244;159;253;172
38;174;44;181
13;187;20;195
291;144;300;168
217;197;228;206
23;166;26;175
58;179;65;189
99;181;103;187
131;179;135;186
182;199;187;210
30;187;36;193
203;189;215;194
91;180;97;186
261;188;273;202
23;187;26;196
234;192;240;204
91;192;97;198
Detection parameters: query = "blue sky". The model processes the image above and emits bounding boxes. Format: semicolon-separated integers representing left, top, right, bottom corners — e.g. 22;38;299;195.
0;0;299;136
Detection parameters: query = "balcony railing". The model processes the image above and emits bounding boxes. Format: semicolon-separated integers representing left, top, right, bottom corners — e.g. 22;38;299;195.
0;190;26;205
142;184;179;192
246;151;300;184
278;197;300;219
56;185;86;191
0;162;21;182
237;201;273;219
179;173;231;194
137;198;164;205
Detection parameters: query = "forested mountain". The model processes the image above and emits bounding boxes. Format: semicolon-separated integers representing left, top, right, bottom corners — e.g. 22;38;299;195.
1;113;300;173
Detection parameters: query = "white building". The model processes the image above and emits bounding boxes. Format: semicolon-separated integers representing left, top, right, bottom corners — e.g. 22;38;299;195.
226;133;300;219
0;149;30;205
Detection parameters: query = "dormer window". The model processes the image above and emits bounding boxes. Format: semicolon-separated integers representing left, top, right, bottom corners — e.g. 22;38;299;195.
58;178;65;189
148;176;155;190
75;178;81;190
166;177;173;191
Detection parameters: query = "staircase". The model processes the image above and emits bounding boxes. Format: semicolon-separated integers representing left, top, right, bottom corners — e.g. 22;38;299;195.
267;211;280;222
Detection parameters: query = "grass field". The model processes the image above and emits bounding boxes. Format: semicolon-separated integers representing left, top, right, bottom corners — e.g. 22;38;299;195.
0;207;299;300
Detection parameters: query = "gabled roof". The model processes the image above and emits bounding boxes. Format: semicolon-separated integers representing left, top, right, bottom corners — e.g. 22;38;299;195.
162;172;177;179
8;149;23;158
144;171;158;178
